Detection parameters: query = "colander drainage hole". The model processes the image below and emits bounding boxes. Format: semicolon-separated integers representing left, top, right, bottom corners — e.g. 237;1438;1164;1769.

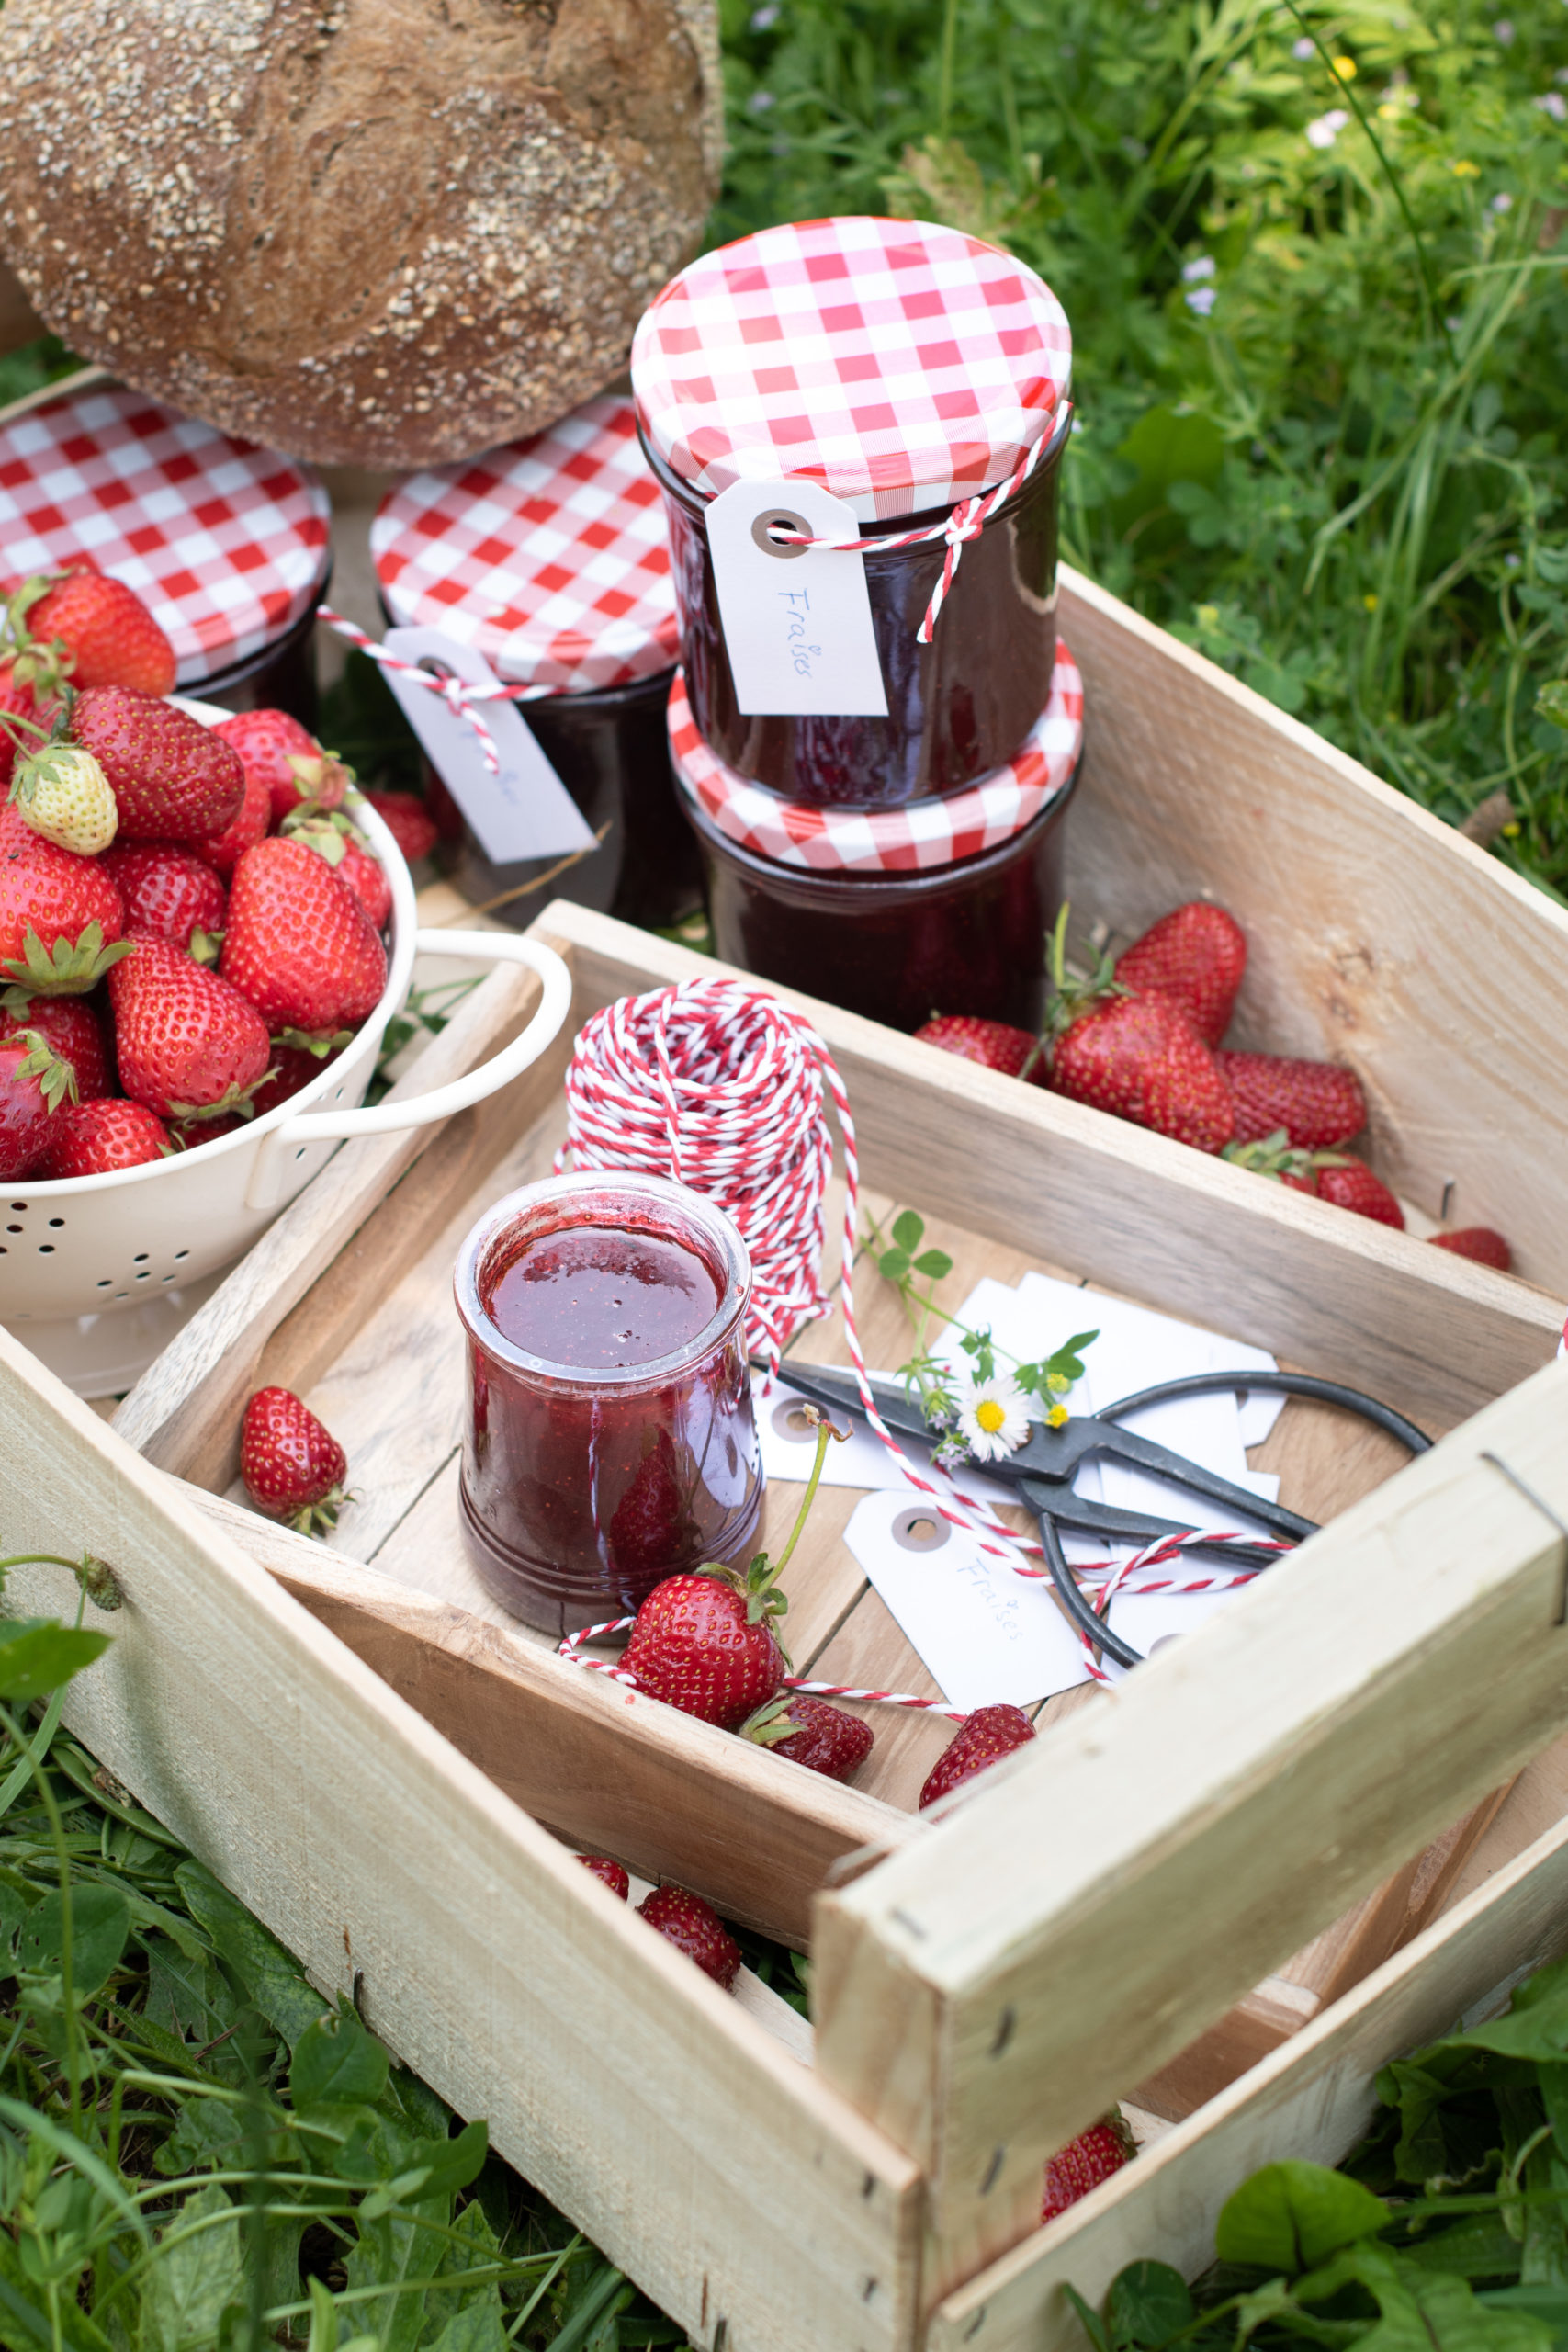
96;1280;110;1289
9;1203;25;1212
134;1270;150;1281
174;1250;189;1261
114;1291;128;1301
47;1216;63;1228
36;1244;52;1254
133;1252;150;1263
6;1226;20;1236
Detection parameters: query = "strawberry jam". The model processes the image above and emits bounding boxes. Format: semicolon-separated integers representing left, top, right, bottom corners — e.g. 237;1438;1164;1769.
455;1173;763;1635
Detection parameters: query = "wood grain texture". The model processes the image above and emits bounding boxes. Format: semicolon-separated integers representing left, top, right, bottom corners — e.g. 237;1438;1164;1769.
930;1805;1568;2352
0;1329;922;2352
813;1360;1568;2257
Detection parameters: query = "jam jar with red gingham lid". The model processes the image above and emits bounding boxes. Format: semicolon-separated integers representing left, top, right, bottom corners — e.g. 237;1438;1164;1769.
671;642;1084;1034
0;383;331;723
371;395;702;932
632;215;1073;810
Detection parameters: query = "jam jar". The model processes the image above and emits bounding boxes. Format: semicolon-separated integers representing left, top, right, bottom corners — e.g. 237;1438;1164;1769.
454;1171;763;1636
372;396;703;933
668;644;1085;1034
631;215;1074;808
0;383;331;727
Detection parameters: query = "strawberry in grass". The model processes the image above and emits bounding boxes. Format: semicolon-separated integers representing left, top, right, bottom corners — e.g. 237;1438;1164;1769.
0;1029;75;1178
914;1014;1046;1082
919;1703;1036;1809
1041;2114;1135;2223
1115;901;1247;1047
108;937;271;1122
41;1098;171;1178
240;1385;350;1536
637;1886;742;1989
1045;911;1234;1153
17;561;176;696
221;837;387;1037
103;841;226;957
73;687;245;842
214;708;350;826
1216;1049;1366;1149
0;988;111;1099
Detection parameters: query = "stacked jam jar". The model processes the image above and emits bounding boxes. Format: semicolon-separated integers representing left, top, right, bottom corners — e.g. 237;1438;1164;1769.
0;382;331;724
630;213;1085;1031
371;396;703;933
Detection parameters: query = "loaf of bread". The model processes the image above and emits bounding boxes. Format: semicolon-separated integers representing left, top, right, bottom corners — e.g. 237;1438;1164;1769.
0;0;722;468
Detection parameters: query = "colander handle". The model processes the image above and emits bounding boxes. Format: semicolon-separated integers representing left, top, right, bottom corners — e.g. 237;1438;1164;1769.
243;932;573;1211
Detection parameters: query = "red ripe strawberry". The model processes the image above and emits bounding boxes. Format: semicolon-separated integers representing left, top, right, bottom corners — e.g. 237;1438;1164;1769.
283;810;392;931
102;842;227;956
214;708;349;826
248;1042;336;1121
23;566;176;696
191;759;270;880
108;937;271;1120
240;1385;349;1536
0;1029;75;1178
1314;1159;1405;1227
919;1703;1036;1810
1431;1226;1512;1271
364;789;438;865
1216;1050;1366;1148
0;663;38;789
72;687;245;842
914;1014;1046;1083
221;837;388;1036
621;1548;790;1731
40;1097;171;1178
637;1885;741;1989
1053;993;1235;1152
0;989;111;1099
0;822;126;995
741;1692;874;1781
1116;902;1247;1047
1040;2115;1135;2224
577;1855;630;1899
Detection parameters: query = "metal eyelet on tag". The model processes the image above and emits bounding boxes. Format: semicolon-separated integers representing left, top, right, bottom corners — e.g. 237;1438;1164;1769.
750;510;810;560
771;1396;821;1442
892;1506;951;1554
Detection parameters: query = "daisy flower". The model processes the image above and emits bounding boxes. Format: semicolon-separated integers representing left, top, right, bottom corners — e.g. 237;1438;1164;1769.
955;1375;1031;1462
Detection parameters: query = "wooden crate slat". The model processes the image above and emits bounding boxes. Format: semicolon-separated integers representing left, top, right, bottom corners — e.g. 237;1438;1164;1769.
0;1329;924;2352
812;1360;1568;2259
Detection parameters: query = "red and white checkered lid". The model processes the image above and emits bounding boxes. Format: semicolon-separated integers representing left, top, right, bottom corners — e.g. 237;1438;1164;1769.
632;216;1072;524
372;397;680;695
670;639;1082;873
0;384;329;686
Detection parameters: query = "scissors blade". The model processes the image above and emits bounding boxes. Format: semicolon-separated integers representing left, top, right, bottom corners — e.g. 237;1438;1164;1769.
773;1362;942;1448
1015;1478;1288;1568
1077;1423;1316;1542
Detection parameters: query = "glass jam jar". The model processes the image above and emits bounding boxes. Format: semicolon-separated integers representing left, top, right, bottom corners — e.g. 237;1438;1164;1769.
454;1171;763;1636
373;396;703;933
0;382;330;728
632;215;1073;808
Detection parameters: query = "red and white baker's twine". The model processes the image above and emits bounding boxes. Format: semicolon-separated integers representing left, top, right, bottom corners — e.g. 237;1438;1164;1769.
551;976;1292;1697
318;605;555;775
768;403;1073;644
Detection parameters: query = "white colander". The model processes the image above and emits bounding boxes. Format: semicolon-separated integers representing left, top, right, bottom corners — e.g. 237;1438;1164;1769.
0;698;572;1375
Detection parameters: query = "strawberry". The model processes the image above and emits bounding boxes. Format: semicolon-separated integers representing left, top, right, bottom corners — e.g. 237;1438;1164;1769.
0;988;111;1099
108;937;271;1120
0;822;126;996
1314;1159;1405;1227
1217;1050;1366;1148
0;1028;76;1178
1225;1133;1406;1227
0;665;38;790
914;1014;1046;1083
637;1885;741;1989
1053;992;1235;1151
1040;2115;1135;2223
919;1703;1036;1809
741;1692;874;1781
1115;902;1247;1047
1430;1226;1512;1271
621;1556;788;1731
40;1097;171;1178
577;1855;630;1899
103;842;227;957
248;1042;336;1121
240;1385;349;1536
214;708;349;826
21;565;176;697
221;837;388;1036
282;808;391;931
191;759;270;880
8;730;118;858
364;789;439;865
73;687;246;842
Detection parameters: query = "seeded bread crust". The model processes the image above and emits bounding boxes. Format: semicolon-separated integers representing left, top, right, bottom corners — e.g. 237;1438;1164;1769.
0;0;721;467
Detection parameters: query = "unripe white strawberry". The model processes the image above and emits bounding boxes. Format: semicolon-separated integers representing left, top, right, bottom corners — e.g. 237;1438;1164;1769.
10;742;118;857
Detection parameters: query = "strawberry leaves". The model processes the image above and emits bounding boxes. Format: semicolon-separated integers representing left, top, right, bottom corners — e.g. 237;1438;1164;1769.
3;919;132;998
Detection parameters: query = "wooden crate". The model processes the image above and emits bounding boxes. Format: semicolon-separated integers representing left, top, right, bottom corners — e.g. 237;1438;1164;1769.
3;570;1567;2352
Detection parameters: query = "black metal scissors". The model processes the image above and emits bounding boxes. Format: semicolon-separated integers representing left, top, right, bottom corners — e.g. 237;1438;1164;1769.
773;1363;1431;1668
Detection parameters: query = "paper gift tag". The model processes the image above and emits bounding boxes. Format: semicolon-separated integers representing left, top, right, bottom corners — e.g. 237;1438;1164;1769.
755;1371;1015;1512
842;1489;1089;1713
705;478;889;718
379;626;599;865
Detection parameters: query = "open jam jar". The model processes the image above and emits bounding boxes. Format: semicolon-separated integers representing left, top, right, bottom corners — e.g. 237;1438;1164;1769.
454;1171;763;1636
631;215;1073;808
0;383;331;727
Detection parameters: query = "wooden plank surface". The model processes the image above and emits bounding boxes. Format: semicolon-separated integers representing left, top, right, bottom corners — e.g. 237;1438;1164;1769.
0;1326;924;2352
812;1358;1568;2273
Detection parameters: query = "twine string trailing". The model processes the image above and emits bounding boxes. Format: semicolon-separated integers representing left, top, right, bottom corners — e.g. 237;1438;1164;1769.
317;606;556;775
553;977;1289;1697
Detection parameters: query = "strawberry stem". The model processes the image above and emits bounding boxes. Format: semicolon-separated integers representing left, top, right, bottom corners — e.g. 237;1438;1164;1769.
772;1409;842;1580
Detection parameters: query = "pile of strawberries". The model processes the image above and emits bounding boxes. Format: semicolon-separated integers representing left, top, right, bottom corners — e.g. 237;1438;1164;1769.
918;902;1511;1270
0;558;435;1183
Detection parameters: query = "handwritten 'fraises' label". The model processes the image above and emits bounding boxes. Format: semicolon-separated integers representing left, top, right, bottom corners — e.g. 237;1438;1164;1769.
705;478;889;718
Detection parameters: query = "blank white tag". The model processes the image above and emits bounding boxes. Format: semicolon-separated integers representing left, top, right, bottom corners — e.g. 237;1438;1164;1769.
379;626;598;866
705;478;888;718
